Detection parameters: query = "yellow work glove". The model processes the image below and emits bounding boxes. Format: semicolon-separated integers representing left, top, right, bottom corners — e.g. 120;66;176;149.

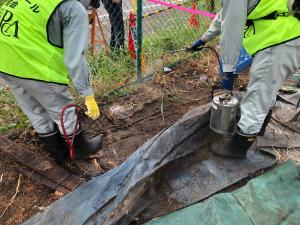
85;96;100;120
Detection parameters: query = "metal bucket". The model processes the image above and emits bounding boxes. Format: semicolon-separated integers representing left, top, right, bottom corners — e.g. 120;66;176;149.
210;93;239;135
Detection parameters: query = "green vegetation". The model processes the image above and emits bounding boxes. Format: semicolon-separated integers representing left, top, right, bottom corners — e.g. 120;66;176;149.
0;0;6;6
89;51;135;85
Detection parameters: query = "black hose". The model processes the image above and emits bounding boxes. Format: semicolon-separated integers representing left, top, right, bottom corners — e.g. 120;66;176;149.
200;46;225;100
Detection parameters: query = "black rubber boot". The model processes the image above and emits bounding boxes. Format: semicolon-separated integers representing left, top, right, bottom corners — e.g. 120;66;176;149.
257;109;273;136
72;128;103;160
210;131;256;158
39;130;68;163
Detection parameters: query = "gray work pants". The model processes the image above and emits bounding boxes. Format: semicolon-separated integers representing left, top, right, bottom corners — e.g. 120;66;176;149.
238;37;300;134
0;74;77;135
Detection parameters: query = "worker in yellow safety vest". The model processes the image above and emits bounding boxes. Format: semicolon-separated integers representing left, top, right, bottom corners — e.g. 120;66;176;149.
0;0;103;162
188;0;300;158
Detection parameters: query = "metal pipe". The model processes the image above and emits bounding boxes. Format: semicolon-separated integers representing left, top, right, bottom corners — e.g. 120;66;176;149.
136;0;143;82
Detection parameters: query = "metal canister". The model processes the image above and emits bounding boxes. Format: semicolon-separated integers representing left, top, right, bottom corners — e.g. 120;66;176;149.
210;93;240;135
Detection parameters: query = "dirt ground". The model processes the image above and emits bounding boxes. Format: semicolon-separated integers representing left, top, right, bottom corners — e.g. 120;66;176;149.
0;78;5;90
0;54;298;225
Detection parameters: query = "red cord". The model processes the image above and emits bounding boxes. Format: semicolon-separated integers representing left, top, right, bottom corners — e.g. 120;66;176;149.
60;104;80;161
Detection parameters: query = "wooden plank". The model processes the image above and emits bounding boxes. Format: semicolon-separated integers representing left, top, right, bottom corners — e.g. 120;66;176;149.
18;167;70;195
0;136;84;191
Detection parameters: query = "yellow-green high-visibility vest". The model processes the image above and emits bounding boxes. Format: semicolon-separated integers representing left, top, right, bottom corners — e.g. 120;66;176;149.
0;0;70;85
243;0;300;56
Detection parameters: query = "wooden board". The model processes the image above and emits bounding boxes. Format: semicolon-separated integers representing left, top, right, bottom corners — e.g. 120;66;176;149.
0;135;84;192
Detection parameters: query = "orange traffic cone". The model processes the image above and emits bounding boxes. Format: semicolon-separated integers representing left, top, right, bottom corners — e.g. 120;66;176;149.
128;11;136;59
188;2;199;28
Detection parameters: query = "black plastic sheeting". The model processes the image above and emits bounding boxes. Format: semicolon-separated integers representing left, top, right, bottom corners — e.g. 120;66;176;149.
23;104;276;225
258;92;300;148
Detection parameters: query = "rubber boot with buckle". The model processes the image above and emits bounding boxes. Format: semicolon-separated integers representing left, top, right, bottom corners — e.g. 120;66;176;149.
71;127;103;160
257;109;273;136
39;129;68;163
210;130;256;158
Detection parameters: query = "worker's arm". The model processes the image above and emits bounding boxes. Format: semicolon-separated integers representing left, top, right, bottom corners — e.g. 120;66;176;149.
201;11;222;43
60;1;93;97
187;11;221;52
220;0;248;72
54;1;100;119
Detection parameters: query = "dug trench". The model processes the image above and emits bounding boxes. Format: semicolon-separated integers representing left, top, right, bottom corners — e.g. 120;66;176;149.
0;55;249;225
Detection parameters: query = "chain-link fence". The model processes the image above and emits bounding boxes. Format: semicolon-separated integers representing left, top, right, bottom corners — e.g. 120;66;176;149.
90;0;220;84
141;0;218;73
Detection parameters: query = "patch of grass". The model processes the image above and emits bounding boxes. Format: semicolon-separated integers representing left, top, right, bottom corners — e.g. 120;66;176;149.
88;50;135;85
87;50;137;99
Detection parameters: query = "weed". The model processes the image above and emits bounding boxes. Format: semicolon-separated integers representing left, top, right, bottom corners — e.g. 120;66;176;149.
88;50;135;85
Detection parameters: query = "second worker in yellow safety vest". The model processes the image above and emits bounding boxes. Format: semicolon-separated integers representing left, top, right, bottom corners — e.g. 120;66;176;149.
188;0;300;158
0;0;103;162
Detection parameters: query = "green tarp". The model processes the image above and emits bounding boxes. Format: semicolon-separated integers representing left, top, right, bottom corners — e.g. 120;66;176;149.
145;161;300;225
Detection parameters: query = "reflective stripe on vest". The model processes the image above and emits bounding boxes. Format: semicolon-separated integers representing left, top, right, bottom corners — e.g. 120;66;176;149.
243;0;300;56
0;0;70;85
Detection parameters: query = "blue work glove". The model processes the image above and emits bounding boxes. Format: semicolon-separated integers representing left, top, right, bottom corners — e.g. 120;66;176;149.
221;72;235;91
186;39;206;52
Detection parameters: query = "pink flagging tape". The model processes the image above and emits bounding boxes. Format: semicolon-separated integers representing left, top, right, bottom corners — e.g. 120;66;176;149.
147;0;216;18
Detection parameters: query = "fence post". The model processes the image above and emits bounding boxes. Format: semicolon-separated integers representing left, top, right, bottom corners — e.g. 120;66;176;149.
210;0;215;13
136;0;143;82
